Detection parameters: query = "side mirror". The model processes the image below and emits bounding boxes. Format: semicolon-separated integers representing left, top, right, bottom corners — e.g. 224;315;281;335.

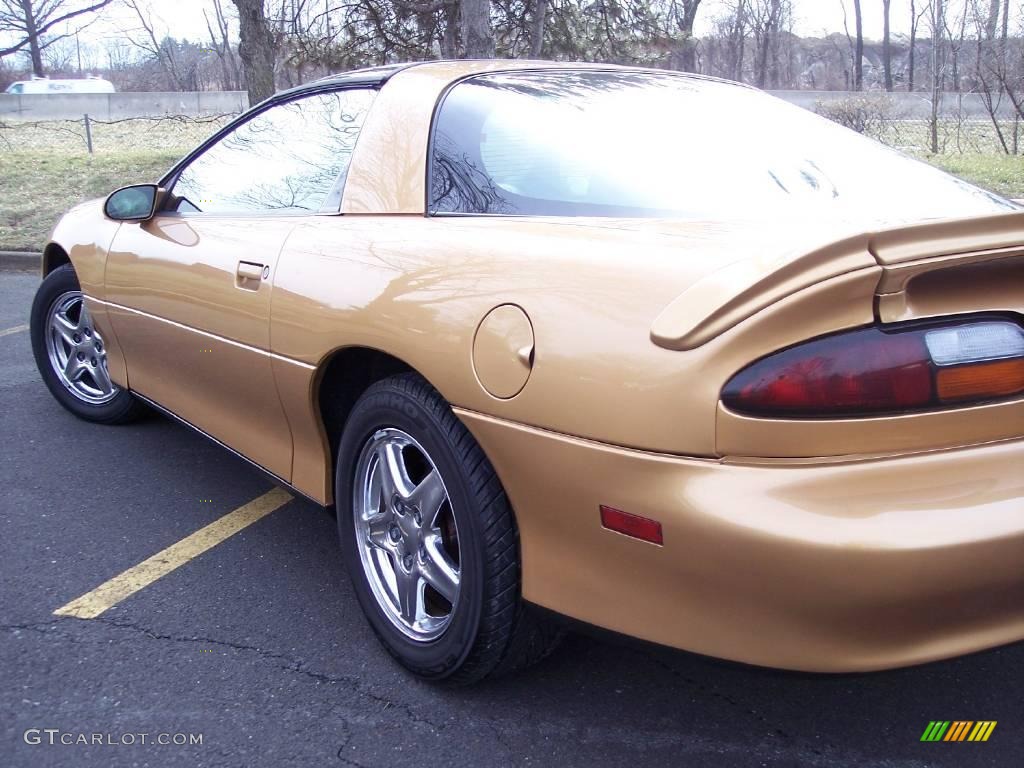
104;184;160;221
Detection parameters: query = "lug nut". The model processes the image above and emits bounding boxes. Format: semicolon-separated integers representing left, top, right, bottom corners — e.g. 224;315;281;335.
402;554;413;570
84;328;91;337
76;352;85;361
90;357;97;366
411;508;421;525
389;525;401;543
73;334;81;343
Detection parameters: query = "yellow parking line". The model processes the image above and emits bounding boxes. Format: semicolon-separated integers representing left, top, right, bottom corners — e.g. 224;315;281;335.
0;324;29;337
54;488;292;619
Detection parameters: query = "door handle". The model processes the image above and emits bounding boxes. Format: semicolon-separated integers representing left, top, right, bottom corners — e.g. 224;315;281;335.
236;260;268;291
236;261;265;280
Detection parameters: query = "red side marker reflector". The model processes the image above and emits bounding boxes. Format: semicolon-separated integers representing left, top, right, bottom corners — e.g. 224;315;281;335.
600;505;663;546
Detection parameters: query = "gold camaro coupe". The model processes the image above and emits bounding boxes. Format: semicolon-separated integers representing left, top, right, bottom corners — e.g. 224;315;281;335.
30;61;1024;683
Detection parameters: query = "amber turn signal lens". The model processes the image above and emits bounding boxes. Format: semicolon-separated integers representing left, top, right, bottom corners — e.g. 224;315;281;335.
936;359;1024;402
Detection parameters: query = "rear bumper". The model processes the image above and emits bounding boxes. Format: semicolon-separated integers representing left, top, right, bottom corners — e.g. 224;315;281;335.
457;409;1024;672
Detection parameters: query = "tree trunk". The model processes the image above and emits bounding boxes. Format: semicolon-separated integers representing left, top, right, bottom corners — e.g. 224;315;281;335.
853;0;863;90
19;0;45;75
529;0;547;58
908;0;917;91
232;0;277;105
459;0;494;58
441;2;459;58
733;0;746;82
882;0;892;91
677;1;703;73
755;0;779;89
756;32;770;88
930;0;943;153
986;0;1000;39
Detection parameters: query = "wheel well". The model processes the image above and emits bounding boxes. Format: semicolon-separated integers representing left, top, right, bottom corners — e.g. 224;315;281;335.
316;347;413;474
42;244;70;275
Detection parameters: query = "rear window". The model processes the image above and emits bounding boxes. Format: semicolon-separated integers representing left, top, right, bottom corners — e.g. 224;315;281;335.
428;70;1015;220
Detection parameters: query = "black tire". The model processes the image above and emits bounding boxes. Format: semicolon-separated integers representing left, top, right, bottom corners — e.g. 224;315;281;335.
335;373;562;684
30;264;146;425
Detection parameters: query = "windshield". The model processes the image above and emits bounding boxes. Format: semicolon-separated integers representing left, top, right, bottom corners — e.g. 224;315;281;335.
429;70;1016;222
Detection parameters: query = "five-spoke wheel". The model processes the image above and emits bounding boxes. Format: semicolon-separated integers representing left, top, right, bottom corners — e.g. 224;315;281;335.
31;263;146;424
44;290;117;404
354;428;461;641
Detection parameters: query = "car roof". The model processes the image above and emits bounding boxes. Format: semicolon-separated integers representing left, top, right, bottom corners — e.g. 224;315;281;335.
269;60;742;104
270;63;413;102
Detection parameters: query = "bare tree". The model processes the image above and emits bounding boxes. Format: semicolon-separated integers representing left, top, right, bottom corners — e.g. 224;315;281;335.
929;0;945;152
460;0;494;57
853;0;863;89
204;0;240;91
985;0;1000;38
839;0;858;89
882;0;893;90
731;0;748;81
232;0;277;104
701;0;747;81
0;0;113;75
669;0;704;72
124;0;188;89
750;0;783;88
908;0;928;91
529;0;547;57
946;0;969;92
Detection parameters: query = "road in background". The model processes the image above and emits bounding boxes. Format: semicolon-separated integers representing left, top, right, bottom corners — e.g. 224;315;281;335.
1;270;1021;768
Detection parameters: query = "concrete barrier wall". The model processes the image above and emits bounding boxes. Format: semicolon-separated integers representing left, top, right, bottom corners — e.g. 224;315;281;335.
0;87;1013;121
0;91;249;120
770;90;1016;119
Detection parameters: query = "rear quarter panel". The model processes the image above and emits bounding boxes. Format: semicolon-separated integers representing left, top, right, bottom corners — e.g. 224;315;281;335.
269;215;885;504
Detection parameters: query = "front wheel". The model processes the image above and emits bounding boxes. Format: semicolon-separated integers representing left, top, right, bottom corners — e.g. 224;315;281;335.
335;373;562;684
30;264;145;424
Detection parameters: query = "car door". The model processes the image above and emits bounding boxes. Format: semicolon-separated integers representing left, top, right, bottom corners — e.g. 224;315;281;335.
103;88;377;479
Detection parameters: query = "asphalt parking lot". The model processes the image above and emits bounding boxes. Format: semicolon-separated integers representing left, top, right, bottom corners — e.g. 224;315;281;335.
1;266;1021;768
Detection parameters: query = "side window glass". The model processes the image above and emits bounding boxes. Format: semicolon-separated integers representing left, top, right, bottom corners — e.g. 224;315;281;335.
171;89;375;214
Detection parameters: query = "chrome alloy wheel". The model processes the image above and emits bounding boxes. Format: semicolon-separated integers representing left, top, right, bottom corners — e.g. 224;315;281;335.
353;428;462;642
44;291;117;405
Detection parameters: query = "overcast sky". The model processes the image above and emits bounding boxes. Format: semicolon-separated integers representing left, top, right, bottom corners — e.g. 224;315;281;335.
704;0;918;38
67;0;929;49
7;0;994;62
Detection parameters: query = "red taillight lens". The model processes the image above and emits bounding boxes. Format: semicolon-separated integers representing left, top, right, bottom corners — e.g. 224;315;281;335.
722;318;1024;418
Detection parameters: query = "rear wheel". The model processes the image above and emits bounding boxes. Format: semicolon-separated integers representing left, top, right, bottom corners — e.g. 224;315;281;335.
30;264;145;424
335;373;562;683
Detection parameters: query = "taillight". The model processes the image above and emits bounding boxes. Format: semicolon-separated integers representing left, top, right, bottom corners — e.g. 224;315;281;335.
722;318;1024;417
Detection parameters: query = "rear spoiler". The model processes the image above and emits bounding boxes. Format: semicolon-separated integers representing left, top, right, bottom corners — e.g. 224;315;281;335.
651;211;1024;351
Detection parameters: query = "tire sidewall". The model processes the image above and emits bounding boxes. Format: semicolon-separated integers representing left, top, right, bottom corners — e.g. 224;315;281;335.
336;384;486;680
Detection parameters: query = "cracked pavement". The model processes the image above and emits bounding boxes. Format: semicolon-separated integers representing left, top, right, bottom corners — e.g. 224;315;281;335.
1;269;1022;768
